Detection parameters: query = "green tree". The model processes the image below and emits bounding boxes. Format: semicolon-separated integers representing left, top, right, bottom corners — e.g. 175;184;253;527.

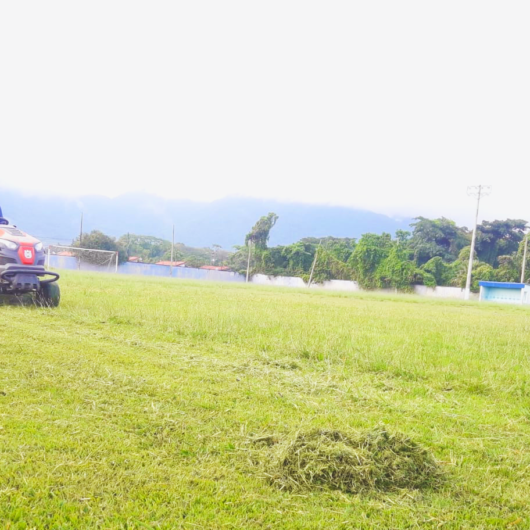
348;233;393;289
395;230;411;244
420;256;454;286
235;213;280;277
496;254;520;283
494;236;530;283
470;263;496;292
117;234;177;263
450;246;496;292
475;219;527;266
302;237;357;263
185;255;208;269
282;242;314;273
72;230;126;264
376;244;416;291
409;217;469;265
245;213;279;250
228;245;251;275
307;248;355;284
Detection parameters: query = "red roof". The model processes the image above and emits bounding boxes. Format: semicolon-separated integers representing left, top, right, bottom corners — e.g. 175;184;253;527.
57;251;75;257
128;256;141;262
156;260;186;266
200;265;231;271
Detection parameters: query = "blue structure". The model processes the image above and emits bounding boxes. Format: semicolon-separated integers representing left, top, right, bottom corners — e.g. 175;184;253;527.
48;255;246;283
479;281;530;305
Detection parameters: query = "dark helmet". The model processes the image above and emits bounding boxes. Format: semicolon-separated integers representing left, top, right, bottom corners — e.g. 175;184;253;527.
0;206;9;225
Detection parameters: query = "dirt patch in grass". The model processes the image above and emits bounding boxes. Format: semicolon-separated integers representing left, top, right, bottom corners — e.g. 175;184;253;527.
268;427;443;494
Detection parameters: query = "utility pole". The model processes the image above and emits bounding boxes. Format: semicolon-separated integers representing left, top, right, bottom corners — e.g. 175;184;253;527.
170;225;175;276
78;212;84;271
521;233;528;284
307;240;322;288
211;244;220;265
246;241;252;283
464;185;491;300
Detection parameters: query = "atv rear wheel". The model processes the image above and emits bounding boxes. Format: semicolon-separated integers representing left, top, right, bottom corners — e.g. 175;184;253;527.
36;282;60;308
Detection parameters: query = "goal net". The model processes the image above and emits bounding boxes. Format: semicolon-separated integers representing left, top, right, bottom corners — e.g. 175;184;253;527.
46;245;119;272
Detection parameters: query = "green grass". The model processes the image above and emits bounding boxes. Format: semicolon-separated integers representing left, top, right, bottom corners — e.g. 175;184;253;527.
2;271;530;529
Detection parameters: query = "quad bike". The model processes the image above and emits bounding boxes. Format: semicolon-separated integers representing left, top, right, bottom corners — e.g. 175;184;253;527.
0;207;60;307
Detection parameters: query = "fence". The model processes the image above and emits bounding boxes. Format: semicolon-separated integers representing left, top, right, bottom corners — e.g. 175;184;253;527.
48;255;478;300
49;255;244;283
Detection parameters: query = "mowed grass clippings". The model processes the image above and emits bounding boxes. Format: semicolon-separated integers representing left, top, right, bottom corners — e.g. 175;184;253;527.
268;427;443;494
0;271;530;528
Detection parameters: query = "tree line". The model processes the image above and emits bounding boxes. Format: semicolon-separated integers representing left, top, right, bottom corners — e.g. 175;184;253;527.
71;231;230;268
229;214;528;291
71;214;528;292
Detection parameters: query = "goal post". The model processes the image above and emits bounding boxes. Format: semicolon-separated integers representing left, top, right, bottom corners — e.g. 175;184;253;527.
46;245;119;273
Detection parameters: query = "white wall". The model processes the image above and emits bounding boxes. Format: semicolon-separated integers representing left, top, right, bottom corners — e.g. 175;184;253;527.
252;275;474;300
309;279;360;292
251;274;306;288
414;285;479;300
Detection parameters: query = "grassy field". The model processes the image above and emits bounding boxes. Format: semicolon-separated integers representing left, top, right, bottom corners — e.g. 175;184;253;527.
2;271;530;529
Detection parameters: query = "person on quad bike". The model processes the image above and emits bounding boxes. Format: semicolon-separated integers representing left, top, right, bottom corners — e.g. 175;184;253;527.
0;207;8;225
0;206;60;306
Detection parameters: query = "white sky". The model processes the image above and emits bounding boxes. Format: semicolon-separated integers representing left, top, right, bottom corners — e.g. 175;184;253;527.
1;1;529;225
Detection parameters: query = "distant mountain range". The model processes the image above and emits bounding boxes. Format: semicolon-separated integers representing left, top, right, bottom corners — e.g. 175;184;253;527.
0;189;413;249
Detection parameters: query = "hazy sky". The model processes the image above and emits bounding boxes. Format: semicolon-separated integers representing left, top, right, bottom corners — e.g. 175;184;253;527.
1;1;529;225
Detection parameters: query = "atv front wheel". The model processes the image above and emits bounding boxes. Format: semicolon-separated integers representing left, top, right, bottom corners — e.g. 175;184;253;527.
36;282;61;308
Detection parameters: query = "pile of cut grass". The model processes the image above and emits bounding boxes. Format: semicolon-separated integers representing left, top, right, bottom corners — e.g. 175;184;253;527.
269;427;442;493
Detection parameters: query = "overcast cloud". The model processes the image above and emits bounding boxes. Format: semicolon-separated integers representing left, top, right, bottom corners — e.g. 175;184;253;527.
1;1;529;225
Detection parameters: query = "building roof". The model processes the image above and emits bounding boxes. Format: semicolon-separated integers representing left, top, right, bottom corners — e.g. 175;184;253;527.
155;260;186;266
479;281;526;290
200;265;231;271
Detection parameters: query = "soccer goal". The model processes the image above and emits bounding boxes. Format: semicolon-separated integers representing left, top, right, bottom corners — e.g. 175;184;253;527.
46;245;119;272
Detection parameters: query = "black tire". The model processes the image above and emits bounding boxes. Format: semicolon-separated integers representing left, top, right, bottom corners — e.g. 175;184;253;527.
36;282;61;308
